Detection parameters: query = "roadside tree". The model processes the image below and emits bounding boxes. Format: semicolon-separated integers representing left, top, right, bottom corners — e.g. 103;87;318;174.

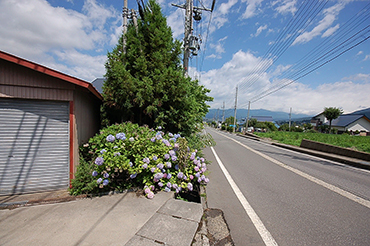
323;107;343;133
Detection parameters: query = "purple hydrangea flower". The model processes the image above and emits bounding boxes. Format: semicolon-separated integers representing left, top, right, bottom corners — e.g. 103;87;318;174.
171;156;177;162
130;173;137;179
197;178;202;183
163;173;168;179
143;157;150;164
169;150;176;156
187;183;193;191
151;167;156;173
150;185;155;191
151;137;156;142
177;172;184;179
129;137;135;142
154;173;163;180
167;173;172;179
174;143;179;149
201;167;207;173
152;155;158;161
114;152;121;156
95;157;104;166
194;166;199;172
183;176;187;180
201;175;206;181
113;146;118;149
167;182;172;188
97;178;102;183
129;162;133;167
100;149;107;154
204;178;210;183
144;187;150;194
158;126;162;130
103;173;109;178
142;163;148;169
172;184;178;189
164;187;171;192
164;154;170;160
157;163;164;169
166;162;171;168
156;134;162;140
92;171;98;177
168;133;174;137
103;179;109;186
193;159;199;165
190;154;195;161
158;182;164;187
174;134;181;138
200;158;205;163
189;175;194;180
195;172;201;178
106;134;115;142
116;132;126;140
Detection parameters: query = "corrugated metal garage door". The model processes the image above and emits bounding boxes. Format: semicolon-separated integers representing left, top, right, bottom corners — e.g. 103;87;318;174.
0;99;69;195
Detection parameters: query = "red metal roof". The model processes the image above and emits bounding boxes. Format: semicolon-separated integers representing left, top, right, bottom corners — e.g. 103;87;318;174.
0;50;102;100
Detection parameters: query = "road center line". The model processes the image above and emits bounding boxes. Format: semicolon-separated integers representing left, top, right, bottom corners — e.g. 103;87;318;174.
213;130;370;209
210;146;278;246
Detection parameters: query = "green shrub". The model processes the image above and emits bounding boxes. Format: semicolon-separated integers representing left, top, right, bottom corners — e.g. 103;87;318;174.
71;122;210;198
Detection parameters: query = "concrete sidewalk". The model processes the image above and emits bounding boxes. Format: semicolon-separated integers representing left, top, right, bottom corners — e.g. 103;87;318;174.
0;191;203;246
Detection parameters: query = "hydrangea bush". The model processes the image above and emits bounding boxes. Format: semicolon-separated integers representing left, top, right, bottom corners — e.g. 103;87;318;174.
73;122;210;198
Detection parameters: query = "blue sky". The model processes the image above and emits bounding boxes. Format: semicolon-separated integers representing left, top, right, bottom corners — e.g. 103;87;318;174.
1;0;369;115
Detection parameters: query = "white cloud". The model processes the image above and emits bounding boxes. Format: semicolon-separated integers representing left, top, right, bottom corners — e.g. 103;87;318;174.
363;55;370;61
167;8;184;39
241;0;264;19
292;3;345;45
0;0;120;81
272;0;297;15
322;24;339;38
219;0;238;15
251;24;268;37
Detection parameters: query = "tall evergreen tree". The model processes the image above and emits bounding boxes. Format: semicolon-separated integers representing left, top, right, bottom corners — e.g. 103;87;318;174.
103;0;212;136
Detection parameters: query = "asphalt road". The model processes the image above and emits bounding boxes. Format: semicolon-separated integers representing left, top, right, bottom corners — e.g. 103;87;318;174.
204;128;370;246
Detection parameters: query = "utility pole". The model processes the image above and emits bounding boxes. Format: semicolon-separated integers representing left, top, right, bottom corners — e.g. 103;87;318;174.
222;101;225;123
172;0;215;76
289;107;292;131
233;85;238;133
122;0;138;53
246;101;251;132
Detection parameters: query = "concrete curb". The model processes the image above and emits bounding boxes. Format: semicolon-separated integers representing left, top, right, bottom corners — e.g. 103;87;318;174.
236;133;370;171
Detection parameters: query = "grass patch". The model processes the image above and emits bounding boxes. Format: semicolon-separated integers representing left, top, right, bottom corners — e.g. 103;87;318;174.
254;131;370;153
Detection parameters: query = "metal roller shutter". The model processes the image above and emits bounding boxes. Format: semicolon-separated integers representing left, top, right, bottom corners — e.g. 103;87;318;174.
0;98;69;195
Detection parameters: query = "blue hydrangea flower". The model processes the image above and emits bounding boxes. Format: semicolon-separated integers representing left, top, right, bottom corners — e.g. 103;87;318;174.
151;137;156;142
152;155;158;161
177;172;184;179
168;133;174;137
164;187;171;192
130;173;137;179
169;138;176;142
164;154;170;160
171;156;177;162
103;173;109;178
167;173;172;179
156;134;162;140
92;171;98;177
157;163;164;169
97;178;102;184
116;132;126;140
100;149;107;154
106;134;115;142
103;179;109;186
165;162;171;168
175;164;179;170
95;157;104;166
129;162;133;167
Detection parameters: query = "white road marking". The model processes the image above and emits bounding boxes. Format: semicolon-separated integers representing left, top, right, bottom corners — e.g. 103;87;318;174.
210;146;279;246
213;130;370;209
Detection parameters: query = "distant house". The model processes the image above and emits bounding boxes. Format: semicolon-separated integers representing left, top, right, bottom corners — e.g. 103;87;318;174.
0;51;102;195
331;115;370;134
311;111;370;134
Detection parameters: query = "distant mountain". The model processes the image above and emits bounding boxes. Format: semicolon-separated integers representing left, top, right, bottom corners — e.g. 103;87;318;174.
348;107;370;119
206;108;312;121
